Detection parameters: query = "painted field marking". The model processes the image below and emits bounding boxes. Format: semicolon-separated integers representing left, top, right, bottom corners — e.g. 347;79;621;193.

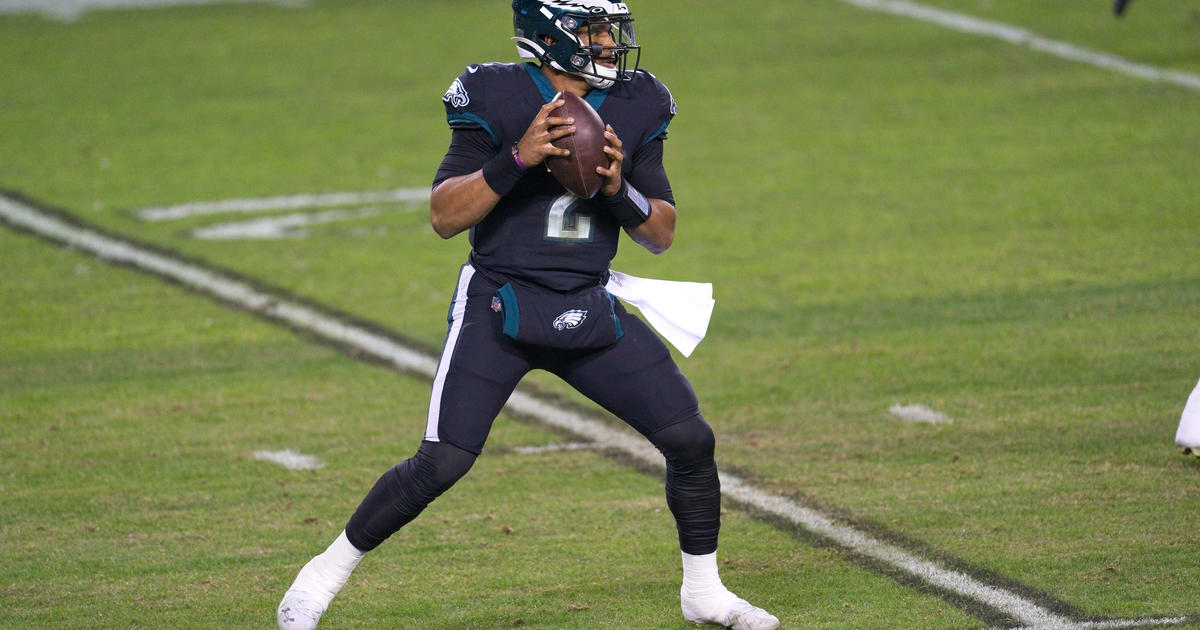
192;207;390;240
1;195;439;378
254;449;325;471
890;403;953;424
997;619;1190;630
0;0;302;21
837;0;1200;93
135;188;431;240
2;193;1194;630
135;188;431;222
512;442;602;455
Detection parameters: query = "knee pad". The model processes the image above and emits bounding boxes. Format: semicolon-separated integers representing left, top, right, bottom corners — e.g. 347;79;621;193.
411;440;477;493
649;415;715;469
345;440;477;551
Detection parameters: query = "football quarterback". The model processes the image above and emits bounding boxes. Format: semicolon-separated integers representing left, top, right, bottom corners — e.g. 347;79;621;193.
276;3;780;629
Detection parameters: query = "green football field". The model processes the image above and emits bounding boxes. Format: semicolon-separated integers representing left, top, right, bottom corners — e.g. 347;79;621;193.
2;1;1199;628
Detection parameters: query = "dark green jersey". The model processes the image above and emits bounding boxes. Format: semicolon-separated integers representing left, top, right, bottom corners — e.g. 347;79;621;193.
435;62;675;292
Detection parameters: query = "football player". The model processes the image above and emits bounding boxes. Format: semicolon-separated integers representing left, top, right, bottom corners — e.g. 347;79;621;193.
276;2;780;629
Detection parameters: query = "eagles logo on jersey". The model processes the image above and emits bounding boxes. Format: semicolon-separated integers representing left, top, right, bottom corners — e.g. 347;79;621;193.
443;77;470;108
553;309;588;331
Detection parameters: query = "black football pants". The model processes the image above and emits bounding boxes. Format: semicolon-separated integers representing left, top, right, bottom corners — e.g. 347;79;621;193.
345;264;721;555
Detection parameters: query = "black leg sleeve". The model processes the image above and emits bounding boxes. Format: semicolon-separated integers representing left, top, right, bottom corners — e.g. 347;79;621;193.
344;440;477;552
648;415;721;555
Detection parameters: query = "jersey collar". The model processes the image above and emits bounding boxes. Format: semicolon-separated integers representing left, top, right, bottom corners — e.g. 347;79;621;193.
522;62;609;111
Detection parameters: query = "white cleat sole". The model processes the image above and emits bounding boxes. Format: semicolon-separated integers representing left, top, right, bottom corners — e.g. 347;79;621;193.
277;589;326;630
682;593;780;630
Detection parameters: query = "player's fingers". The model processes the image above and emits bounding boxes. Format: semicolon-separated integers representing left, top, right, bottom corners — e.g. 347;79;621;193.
602;144;623;168
545;124;576;142
604;125;622;149
537;138;570;159
538;98;565;120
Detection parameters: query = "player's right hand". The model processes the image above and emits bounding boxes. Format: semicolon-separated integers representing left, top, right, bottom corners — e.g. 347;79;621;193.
514;98;575;168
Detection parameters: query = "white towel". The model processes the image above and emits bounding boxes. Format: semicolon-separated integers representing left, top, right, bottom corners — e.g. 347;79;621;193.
605;270;714;357
1175;377;1200;450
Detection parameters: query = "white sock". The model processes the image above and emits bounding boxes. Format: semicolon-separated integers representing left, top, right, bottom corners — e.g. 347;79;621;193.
289;531;365;604
681;551;733;599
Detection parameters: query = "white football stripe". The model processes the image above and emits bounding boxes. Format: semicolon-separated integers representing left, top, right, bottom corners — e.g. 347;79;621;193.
424;265;474;444
0;195;439;376
191;207;390;240
253;449;325;471
135;188;430;222
890;403;953;424
512;442;601;455
982;618;1190;630
0;0;302;21
837;0;1200;93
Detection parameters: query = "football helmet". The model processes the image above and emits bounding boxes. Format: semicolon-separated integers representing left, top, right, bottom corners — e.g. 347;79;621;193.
512;0;641;90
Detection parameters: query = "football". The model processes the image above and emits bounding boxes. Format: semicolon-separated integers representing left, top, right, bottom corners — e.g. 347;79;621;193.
546;90;609;199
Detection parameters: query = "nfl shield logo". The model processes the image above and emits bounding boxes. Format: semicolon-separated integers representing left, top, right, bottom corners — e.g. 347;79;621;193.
491;296;502;312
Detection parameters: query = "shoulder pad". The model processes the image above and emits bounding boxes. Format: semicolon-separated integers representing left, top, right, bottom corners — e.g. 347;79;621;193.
442;63;526;136
626;69;676;142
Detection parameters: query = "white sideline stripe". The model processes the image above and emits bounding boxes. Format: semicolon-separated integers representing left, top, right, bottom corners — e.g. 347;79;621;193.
512;442;601;455
981;617;1190;630
0;194;1119;627
0;0;301;21
253;449;324;471
837;0;1200;93
136;188;431;222
890;403;953;424
0;196;439;377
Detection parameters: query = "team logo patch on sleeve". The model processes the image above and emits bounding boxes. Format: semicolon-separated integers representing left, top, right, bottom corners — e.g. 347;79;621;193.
552;309;588;331
443;77;469;108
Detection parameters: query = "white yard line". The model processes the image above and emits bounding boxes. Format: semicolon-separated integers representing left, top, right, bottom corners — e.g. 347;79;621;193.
512;442;602;455
981;618;1190;630
253;449;324;471
0;0;301;21
890;403;954;424
837;0;1200;93
1;196;440;377
135;188;431;222
191;206;391;240
2;192;1085;627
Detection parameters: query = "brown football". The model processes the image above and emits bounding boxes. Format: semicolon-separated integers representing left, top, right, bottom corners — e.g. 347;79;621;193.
546;90;608;199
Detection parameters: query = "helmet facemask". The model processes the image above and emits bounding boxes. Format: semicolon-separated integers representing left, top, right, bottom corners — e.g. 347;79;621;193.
513;1;642;90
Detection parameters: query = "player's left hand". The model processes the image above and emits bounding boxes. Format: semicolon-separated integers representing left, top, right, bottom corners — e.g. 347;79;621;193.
596;125;624;197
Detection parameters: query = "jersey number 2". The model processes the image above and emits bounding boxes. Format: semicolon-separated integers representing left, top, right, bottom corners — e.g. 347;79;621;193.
545;193;594;242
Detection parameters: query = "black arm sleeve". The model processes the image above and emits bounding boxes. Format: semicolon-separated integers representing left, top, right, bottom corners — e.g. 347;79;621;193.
627;137;674;206
432;128;498;188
